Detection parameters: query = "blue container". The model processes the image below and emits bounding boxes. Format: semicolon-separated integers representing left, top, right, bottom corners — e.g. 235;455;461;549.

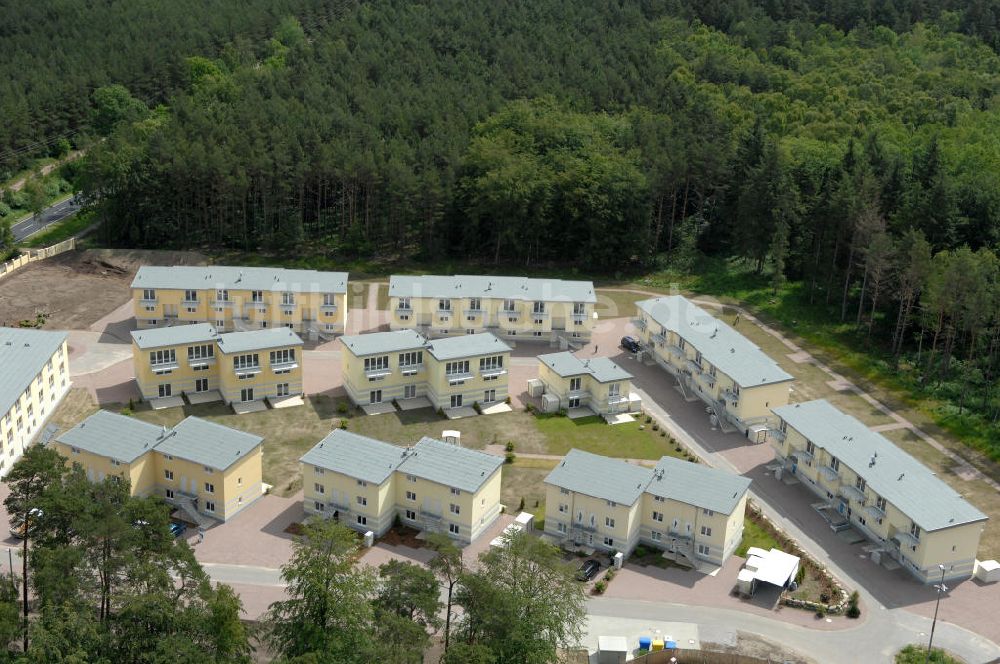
638;636;652;651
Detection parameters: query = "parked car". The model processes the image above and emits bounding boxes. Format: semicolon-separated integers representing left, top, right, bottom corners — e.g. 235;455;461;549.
169;522;188;538
620;336;641;353
9;508;43;540
576;559;601;582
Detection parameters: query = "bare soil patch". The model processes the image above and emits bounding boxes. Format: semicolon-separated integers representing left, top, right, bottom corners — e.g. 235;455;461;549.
0;248;205;329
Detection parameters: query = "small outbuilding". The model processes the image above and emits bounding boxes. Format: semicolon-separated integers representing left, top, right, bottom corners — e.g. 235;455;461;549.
738;547;800;600
597;636;628;664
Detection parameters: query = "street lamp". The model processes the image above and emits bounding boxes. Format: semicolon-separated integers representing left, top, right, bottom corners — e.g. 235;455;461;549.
925;564;948;664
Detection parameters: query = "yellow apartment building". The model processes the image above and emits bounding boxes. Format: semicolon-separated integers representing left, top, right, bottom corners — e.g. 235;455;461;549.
388;274;597;345
131;265;348;340
340;330;511;412
0;327;71;477
633;296;793;438
536;352;636;417
300;431;504;543
51;410;263;523
772;400;988;584
543;449;751;566
131;324;303;409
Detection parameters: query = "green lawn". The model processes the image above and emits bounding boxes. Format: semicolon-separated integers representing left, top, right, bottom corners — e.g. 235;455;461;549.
734;513;779;558
500;457;557;529
594;289;644;320
536;414;688;461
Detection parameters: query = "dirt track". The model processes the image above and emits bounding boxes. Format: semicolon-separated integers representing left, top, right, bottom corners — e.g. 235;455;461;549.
0;248;205;329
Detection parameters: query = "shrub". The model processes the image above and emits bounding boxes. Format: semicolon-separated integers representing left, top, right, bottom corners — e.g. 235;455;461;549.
517;497;525;512
393;513;401;528
660;431;666;437
675;446;682;452
819;591;831;604
593;580;607;594
339;419;348;429
846;604;861;619
505;395;511;404
794;565;806;585
336;400;349;414
815;607;826;618
128;397;135;411
651;423;659;431
505;441;515;452
604;569;616;581
472;401;481;414
688;457;697;463
525;403;534;413
504;452;515;464
120;407;133;416
645;415;652;423
634;545;648;558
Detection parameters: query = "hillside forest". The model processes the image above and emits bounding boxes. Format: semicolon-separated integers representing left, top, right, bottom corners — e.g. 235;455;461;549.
4;0;1000;458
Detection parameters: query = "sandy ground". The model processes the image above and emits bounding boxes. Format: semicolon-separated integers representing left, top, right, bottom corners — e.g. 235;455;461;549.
0;248;205;330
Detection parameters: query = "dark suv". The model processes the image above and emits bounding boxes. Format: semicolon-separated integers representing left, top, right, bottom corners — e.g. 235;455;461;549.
576;559;601;581
620;336;641;353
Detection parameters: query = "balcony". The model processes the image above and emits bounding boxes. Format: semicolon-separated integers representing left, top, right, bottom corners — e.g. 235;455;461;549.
436;309;454;319
320;303;338;312
571;312;588;321
399;364;423;376
865;504;886;521
464;308;484;317
790;448;813;464
667;529;693;542
234;364;262;377
839;484;866;504
365;366;392;379
187;356;215;369
571;522;597;533
182;299;199;306
651;332;666;345
138;296;158;305
818;464;841;483
892;531;920;549
480;366;507;379
395;305;413;313
631;317;647;330
530;310;549;319
446;371;473;383
151;361;179;373
271;360;299;372
685;359;704;374
721;389;739;403
607;394;628;405
212;300;233;308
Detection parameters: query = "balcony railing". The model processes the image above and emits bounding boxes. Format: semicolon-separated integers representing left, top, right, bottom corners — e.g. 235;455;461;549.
234;364;262;376
651;332;666;345
399;364;423;375
791;448;813;464
320;303;338;311
892;531;920;549
212;300;233;308
436;309;454;317
182;299;199;306
446;371;473;383
571;312;588;321
396;305;413;313
818;465;841;483
151;361;179;373
480;365;507;378
530;310;549;319
839;484;866;504
721;389;739;403
365;366;391;379
571;522;597;533
272;360;299;372
631;317;647;330
464;308;484;316
187;356;215;369
608;394;628;404
865;504;886;520
685;359;703;374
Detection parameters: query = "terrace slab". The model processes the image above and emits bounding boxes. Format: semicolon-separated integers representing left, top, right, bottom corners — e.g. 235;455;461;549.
149;395;184;410
481;402;513;415
361;401;397;416
268;394;304;410
397;396;433;411
186;390;222;405
232;400;268;415
444;406;478;420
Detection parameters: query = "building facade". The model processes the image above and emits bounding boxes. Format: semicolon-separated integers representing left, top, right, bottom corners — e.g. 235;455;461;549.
772;400;987;584
633;296;793;434
543;449;750;566
300;431;503;543
51;410;264;522
131;324;303;407
340;330;510;411
388;274;597;344
131;265;348;339
0;327;71;477
536;352;634;417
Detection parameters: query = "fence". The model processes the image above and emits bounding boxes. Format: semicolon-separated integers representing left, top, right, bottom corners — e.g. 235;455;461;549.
634;648;794;664
0;238;76;281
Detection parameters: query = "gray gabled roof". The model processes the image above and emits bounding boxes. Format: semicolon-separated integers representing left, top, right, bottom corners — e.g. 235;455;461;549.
131;265;348;294
400;437;503;493
425;333;511;361
538;352;632;383
300;429;406;485
0;327;67;417
340;330;427;358
636;296;793;387
55;410;169;464
389;274;597;303
773;400;988;532
646;456;751;514
131;323;218;350
154;416;262;471
216;328;302;354
544;449;651;506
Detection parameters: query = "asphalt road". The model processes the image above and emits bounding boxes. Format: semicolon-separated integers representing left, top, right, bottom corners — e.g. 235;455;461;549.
10;196;81;242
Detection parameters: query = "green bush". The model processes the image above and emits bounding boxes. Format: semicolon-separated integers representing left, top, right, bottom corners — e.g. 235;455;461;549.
895;645;961;664
651;423;659;431
819;591;831;604
633;545;648;558
645;415;651;423
517;497;525;512
336;401;349;415
815;607;826;618
846;604;861;619
593;580;607;594
339;419;348;429
794;565;805;585
504;441;515;452
504;452;515;464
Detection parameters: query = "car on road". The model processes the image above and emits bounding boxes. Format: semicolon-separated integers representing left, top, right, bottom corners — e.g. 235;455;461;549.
169;522;188;538
576;559;601;581
620;336;641;353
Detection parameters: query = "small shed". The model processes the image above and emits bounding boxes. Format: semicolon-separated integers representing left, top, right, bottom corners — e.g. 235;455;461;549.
527;378;545;397
541;393;560;413
740;547;800;599
976;559;1000;583
597;636;628;664
627;392;642;413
